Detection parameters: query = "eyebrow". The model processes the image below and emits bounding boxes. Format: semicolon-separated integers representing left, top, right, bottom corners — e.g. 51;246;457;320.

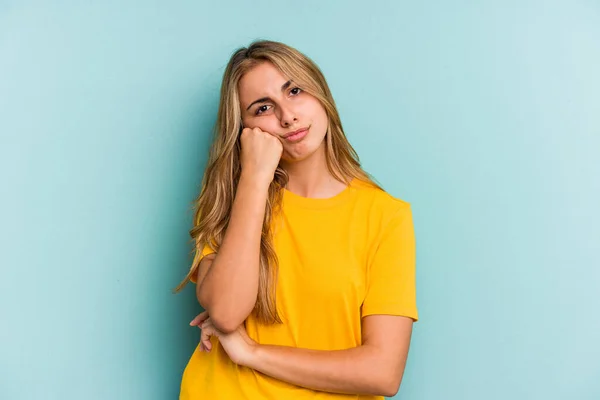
245;80;293;111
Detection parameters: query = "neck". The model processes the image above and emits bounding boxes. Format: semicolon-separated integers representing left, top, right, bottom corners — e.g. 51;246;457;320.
279;142;347;198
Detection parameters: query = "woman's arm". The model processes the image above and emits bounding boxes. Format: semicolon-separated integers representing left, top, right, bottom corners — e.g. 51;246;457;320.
246;315;413;397
197;127;282;333
197;314;414;397
196;175;270;333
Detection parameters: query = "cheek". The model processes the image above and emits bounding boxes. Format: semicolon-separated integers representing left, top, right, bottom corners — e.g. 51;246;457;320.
306;100;328;127
311;107;328;136
243;115;280;133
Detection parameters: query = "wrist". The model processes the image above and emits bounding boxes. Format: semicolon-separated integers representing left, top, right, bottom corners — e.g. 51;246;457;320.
242;342;262;369
239;172;273;191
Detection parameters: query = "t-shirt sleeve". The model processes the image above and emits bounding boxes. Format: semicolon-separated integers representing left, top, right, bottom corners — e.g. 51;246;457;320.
189;242;216;284
361;203;419;321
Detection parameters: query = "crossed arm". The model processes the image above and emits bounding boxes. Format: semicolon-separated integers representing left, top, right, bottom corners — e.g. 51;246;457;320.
244;314;414;397
193;246;415;396
193;307;414;398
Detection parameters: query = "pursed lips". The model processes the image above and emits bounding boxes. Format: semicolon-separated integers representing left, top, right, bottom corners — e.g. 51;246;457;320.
282;127;309;139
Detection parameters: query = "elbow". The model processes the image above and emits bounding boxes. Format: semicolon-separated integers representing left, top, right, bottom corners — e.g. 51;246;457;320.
197;295;249;334
377;374;402;398
196;302;246;333
209;313;244;333
380;385;400;398
196;285;254;333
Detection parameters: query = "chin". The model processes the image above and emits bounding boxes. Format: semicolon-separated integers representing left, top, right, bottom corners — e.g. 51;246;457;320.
282;138;325;163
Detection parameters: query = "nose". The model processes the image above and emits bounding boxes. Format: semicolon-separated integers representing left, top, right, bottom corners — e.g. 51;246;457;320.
277;104;298;128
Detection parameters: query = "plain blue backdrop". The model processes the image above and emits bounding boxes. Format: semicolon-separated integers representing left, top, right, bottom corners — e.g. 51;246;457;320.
1;1;599;399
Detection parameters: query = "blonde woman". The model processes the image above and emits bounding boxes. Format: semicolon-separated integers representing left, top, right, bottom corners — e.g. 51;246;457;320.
176;40;418;399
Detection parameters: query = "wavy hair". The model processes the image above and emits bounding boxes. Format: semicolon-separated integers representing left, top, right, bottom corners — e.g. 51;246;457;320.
175;40;380;324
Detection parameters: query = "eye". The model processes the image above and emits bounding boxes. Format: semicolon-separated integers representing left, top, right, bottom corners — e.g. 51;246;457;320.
255;104;272;115
290;87;302;96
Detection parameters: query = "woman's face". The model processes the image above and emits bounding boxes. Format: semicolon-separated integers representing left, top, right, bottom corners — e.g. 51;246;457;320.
238;61;328;163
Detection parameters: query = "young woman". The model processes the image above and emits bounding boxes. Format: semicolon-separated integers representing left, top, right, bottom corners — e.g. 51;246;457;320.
176;40;418;399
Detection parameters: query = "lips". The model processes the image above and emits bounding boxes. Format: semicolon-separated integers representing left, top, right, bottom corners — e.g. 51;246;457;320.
282;127;309;143
282;127;309;139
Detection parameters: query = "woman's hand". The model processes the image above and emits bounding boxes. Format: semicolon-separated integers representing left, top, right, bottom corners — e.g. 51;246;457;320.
240;127;283;185
189;311;212;353
190;312;257;366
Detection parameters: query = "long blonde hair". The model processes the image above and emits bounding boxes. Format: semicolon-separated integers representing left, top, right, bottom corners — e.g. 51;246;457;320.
175;40;380;324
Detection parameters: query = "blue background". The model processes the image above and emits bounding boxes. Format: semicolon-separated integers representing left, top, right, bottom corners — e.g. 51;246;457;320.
1;1;599;399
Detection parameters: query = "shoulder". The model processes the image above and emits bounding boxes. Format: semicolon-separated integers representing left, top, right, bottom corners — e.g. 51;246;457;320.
351;178;412;221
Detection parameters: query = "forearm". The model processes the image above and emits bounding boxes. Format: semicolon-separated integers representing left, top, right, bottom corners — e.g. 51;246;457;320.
198;174;269;332
245;344;400;398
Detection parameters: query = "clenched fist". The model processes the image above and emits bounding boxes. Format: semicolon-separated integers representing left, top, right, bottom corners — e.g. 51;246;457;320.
240;127;283;185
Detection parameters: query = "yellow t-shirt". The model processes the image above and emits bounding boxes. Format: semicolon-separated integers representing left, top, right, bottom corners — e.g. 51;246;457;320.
180;178;418;400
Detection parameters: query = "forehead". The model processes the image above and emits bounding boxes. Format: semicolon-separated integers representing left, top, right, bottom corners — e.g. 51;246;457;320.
238;62;289;104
